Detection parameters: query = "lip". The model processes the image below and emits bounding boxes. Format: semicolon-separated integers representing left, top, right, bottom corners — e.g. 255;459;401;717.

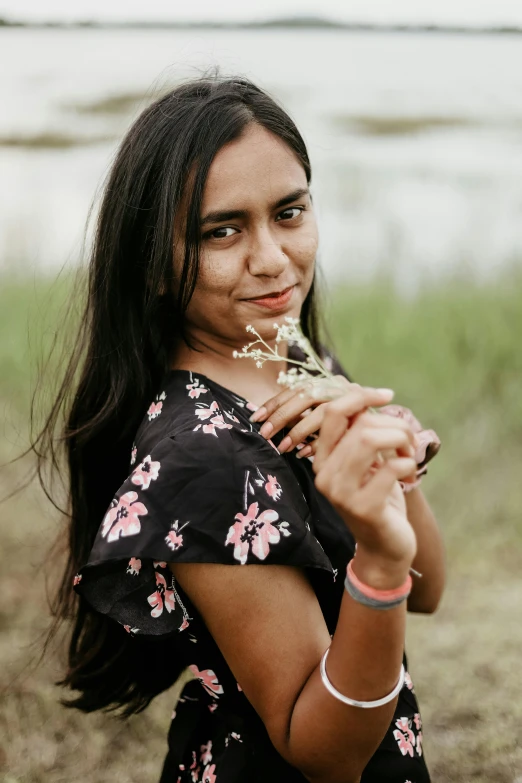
245;285;296;310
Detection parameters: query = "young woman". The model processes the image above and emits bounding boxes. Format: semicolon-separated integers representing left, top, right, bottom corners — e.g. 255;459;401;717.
43;77;444;782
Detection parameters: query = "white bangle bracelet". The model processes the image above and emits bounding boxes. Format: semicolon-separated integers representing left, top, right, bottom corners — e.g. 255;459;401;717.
320;648;405;709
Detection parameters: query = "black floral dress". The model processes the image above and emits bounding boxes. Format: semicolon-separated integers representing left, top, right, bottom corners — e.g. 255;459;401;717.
75;356;432;783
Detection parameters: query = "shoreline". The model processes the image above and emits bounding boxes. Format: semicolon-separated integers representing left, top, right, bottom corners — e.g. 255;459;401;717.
1;18;522;36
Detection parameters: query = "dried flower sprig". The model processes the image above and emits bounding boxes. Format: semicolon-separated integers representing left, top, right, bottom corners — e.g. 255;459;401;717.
232;317;345;398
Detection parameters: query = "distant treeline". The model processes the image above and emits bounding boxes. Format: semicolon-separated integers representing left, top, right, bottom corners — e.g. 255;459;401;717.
1;16;522;35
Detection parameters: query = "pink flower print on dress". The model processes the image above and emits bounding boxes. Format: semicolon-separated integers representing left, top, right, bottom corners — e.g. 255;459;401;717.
203;413;233;436
208;703;218;713
188;665;224;699
225;502;291;565
147;571;176;618
404;671;415;692
393;717;415;758
130;445;137;465
193;401;234;438
147;391;166;421
413;712;422;731
264;474;282;501
179;617;190;631
73;574;82;586
189;751;200;783
123;624;140;635
416;730;423;756
186;376;208;399
195;401;219;421
200;741;212;765
131;454;161;490
165;520;188;552
102;492;148;543
153;561;167;569
126;557;142;575
202;764;216;783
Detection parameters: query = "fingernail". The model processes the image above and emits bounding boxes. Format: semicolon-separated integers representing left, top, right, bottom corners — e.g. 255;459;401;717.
249;406;267;423
376;388;394;397
296;446;312;459
279;435;292;453
259;422;273;438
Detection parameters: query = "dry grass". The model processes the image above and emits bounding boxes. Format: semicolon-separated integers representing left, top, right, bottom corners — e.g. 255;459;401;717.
1;272;521;782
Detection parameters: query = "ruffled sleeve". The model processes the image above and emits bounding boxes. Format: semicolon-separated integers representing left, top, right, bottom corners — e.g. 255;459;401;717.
74;426;332;637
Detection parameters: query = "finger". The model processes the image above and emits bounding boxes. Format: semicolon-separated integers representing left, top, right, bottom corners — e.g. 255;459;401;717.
250;374;351;424
315;427;414;500
354;412;415;445
249;385;299;423
313;387;395;471
258;389;321;440
352;458;417;517
296;441;316;460
294;407;414;461
278;405;327;453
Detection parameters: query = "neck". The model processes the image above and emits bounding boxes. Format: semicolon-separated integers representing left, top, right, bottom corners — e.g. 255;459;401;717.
172;330;289;407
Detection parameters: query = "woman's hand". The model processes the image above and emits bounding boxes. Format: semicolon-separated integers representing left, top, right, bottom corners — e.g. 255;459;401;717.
254;381;417;575
312;390;418;581
251;375;352;458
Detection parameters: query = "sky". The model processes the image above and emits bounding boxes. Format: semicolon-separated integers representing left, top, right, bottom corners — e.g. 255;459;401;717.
2;0;522;27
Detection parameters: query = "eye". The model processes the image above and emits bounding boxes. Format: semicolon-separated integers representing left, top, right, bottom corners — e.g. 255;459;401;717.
276;207;304;222
204;226;239;240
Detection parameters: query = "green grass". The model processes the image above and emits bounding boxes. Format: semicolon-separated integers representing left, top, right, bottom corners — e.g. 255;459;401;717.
1;270;522;781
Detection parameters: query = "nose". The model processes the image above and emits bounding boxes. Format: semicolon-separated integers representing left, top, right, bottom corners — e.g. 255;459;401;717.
247;224;289;278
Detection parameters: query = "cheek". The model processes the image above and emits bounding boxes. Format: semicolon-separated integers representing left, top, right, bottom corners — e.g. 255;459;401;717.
291;229;319;272
183;252;241;322
195;252;239;296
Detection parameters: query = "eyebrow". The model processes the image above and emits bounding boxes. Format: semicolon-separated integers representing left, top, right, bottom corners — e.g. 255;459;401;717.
200;187;310;227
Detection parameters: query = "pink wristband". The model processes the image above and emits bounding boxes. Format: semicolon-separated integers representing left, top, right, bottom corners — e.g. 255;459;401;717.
347;560;412;602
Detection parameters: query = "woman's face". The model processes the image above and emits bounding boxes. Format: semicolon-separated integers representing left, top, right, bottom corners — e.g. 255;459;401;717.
175;123;318;348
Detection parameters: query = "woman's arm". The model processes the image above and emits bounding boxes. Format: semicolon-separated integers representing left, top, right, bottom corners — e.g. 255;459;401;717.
171;387;418;783
173;556;409;783
250;378;445;614
406;487;445;613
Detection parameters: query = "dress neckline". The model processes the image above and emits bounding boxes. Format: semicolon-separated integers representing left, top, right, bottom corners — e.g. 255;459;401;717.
164;342;305;410
164;368;260;412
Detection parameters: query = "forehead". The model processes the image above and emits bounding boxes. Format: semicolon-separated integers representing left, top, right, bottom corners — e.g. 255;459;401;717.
202;124;307;210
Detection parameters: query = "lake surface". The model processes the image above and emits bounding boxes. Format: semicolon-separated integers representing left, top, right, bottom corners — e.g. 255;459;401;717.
1;27;522;288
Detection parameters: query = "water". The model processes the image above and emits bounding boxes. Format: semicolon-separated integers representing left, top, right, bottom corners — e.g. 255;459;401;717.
1;27;522;287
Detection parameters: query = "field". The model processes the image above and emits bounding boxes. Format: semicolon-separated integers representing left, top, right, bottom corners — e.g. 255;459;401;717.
0;270;521;782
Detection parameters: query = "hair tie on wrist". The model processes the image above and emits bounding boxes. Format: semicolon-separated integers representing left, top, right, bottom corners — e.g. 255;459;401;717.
344;560;412;611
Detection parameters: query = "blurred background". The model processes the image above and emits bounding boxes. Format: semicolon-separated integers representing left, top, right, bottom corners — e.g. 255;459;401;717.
1;1;521;781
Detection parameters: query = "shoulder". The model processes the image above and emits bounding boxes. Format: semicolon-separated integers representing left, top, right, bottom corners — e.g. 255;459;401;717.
130;371;253;469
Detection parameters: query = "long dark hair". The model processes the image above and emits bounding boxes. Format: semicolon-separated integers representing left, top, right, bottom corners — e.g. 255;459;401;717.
38;75;326;716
